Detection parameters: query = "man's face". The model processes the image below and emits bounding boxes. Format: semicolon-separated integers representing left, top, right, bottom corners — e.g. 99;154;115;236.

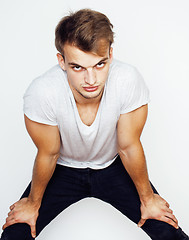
57;44;113;102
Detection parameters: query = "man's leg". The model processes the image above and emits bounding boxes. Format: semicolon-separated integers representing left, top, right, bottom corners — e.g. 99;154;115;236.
91;155;189;240
1;164;91;240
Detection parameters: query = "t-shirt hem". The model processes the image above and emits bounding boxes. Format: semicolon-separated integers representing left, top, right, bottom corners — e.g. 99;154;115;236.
120;99;151;115
24;112;58;126
56;156;117;170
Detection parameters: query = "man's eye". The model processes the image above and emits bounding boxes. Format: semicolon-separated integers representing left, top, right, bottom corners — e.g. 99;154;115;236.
96;62;105;69
73;66;82;71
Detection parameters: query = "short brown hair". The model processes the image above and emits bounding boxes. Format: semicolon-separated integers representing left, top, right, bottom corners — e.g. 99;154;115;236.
55;9;114;56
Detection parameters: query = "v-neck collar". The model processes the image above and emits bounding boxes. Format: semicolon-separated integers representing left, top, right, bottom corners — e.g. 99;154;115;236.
65;74;106;131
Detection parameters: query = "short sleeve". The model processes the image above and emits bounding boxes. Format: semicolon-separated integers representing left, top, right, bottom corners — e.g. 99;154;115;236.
120;67;150;114
23;78;58;126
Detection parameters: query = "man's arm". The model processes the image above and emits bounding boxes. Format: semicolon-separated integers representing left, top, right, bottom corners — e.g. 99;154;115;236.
117;104;178;229
3;115;61;238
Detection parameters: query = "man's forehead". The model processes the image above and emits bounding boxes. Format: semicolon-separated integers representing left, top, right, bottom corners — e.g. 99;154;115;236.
63;44;110;67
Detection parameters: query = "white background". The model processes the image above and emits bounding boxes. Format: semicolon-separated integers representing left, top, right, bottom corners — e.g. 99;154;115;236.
0;0;189;239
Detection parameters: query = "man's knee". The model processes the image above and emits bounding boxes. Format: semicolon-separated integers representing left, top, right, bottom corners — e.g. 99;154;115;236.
142;220;179;240
0;224;34;240
152;226;189;240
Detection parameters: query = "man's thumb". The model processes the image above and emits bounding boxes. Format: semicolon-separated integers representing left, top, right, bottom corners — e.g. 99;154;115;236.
30;224;36;238
138;218;146;228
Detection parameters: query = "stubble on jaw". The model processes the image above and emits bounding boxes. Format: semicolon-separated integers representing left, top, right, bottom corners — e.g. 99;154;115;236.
74;85;105;101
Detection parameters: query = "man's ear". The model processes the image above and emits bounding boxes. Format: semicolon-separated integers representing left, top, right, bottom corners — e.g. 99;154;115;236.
56;53;66;71
109;47;113;63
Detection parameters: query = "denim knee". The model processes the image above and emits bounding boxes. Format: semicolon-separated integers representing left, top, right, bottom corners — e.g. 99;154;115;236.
142;219;179;240
0;224;34;240
154;226;189;240
175;227;189;240
154;227;178;240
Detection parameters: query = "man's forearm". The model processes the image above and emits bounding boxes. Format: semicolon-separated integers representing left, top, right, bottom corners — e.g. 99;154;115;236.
28;151;59;208
118;141;153;204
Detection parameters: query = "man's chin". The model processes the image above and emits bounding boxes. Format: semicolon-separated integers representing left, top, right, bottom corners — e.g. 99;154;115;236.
78;88;104;100
80;92;101;99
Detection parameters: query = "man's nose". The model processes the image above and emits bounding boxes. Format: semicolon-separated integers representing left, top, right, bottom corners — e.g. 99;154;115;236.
84;68;97;85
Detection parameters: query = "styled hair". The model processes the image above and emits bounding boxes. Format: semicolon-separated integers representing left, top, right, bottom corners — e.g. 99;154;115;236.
55;9;114;56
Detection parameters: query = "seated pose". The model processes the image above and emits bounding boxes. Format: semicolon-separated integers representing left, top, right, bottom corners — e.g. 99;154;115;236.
1;8;189;240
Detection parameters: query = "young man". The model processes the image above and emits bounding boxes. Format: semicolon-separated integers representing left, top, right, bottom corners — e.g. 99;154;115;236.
1;9;188;240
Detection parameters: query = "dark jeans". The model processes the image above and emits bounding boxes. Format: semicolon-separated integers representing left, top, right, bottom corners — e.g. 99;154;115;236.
1;156;188;240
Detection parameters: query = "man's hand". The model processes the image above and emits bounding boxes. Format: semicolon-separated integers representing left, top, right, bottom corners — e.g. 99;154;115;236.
138;194;179;229
2;116;60;238
2;197;39;238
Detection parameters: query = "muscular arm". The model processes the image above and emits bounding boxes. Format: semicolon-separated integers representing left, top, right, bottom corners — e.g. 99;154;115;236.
117;104;178;229
3;115;61;237
25;115;60;206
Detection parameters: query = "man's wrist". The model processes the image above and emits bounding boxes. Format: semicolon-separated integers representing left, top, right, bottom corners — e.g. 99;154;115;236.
139;191;154;206
27;195;42;209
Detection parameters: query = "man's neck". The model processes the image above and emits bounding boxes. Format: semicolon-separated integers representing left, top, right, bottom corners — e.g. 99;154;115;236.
71;86;104;106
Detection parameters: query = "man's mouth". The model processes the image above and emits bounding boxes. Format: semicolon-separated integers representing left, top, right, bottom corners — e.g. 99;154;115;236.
83;86;99;92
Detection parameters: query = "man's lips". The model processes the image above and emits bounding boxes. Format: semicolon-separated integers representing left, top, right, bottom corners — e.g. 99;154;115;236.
83;86;99;92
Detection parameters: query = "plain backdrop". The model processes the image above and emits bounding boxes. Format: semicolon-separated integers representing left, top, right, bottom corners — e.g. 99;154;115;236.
0;0;189;239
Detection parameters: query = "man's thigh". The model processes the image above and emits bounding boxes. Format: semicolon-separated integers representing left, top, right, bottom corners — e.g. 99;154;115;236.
1;164;91;240
92;156;187;240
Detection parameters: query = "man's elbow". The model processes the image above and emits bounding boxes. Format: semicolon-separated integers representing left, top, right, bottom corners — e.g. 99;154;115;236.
51;152;60;162
117;140;143;159
36;150;60;164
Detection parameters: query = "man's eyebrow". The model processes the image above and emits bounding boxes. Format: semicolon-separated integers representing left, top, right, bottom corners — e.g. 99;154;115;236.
68;62;83;67
68;57;109;68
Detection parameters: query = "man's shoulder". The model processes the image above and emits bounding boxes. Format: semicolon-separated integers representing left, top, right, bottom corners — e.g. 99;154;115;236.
26;65;66;91
110;59;137;78
24;64;67;100
109;59;140;86
38;64;66;85
111;59;136;70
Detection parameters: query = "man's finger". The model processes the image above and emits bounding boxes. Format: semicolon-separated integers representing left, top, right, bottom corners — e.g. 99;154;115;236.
6;215;14;223
8;211;12;216
166;208;173;214
3;214;16;230
165;202;170;208
10;200;19;209
2;219;16;230
9;204;15;210
138;218;146;228
165;212;178;225
30;224;36;238
161;215;179;229
7;209;15;216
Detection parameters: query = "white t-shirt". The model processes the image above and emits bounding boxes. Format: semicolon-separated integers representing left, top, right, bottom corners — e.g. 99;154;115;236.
23;59;150;169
